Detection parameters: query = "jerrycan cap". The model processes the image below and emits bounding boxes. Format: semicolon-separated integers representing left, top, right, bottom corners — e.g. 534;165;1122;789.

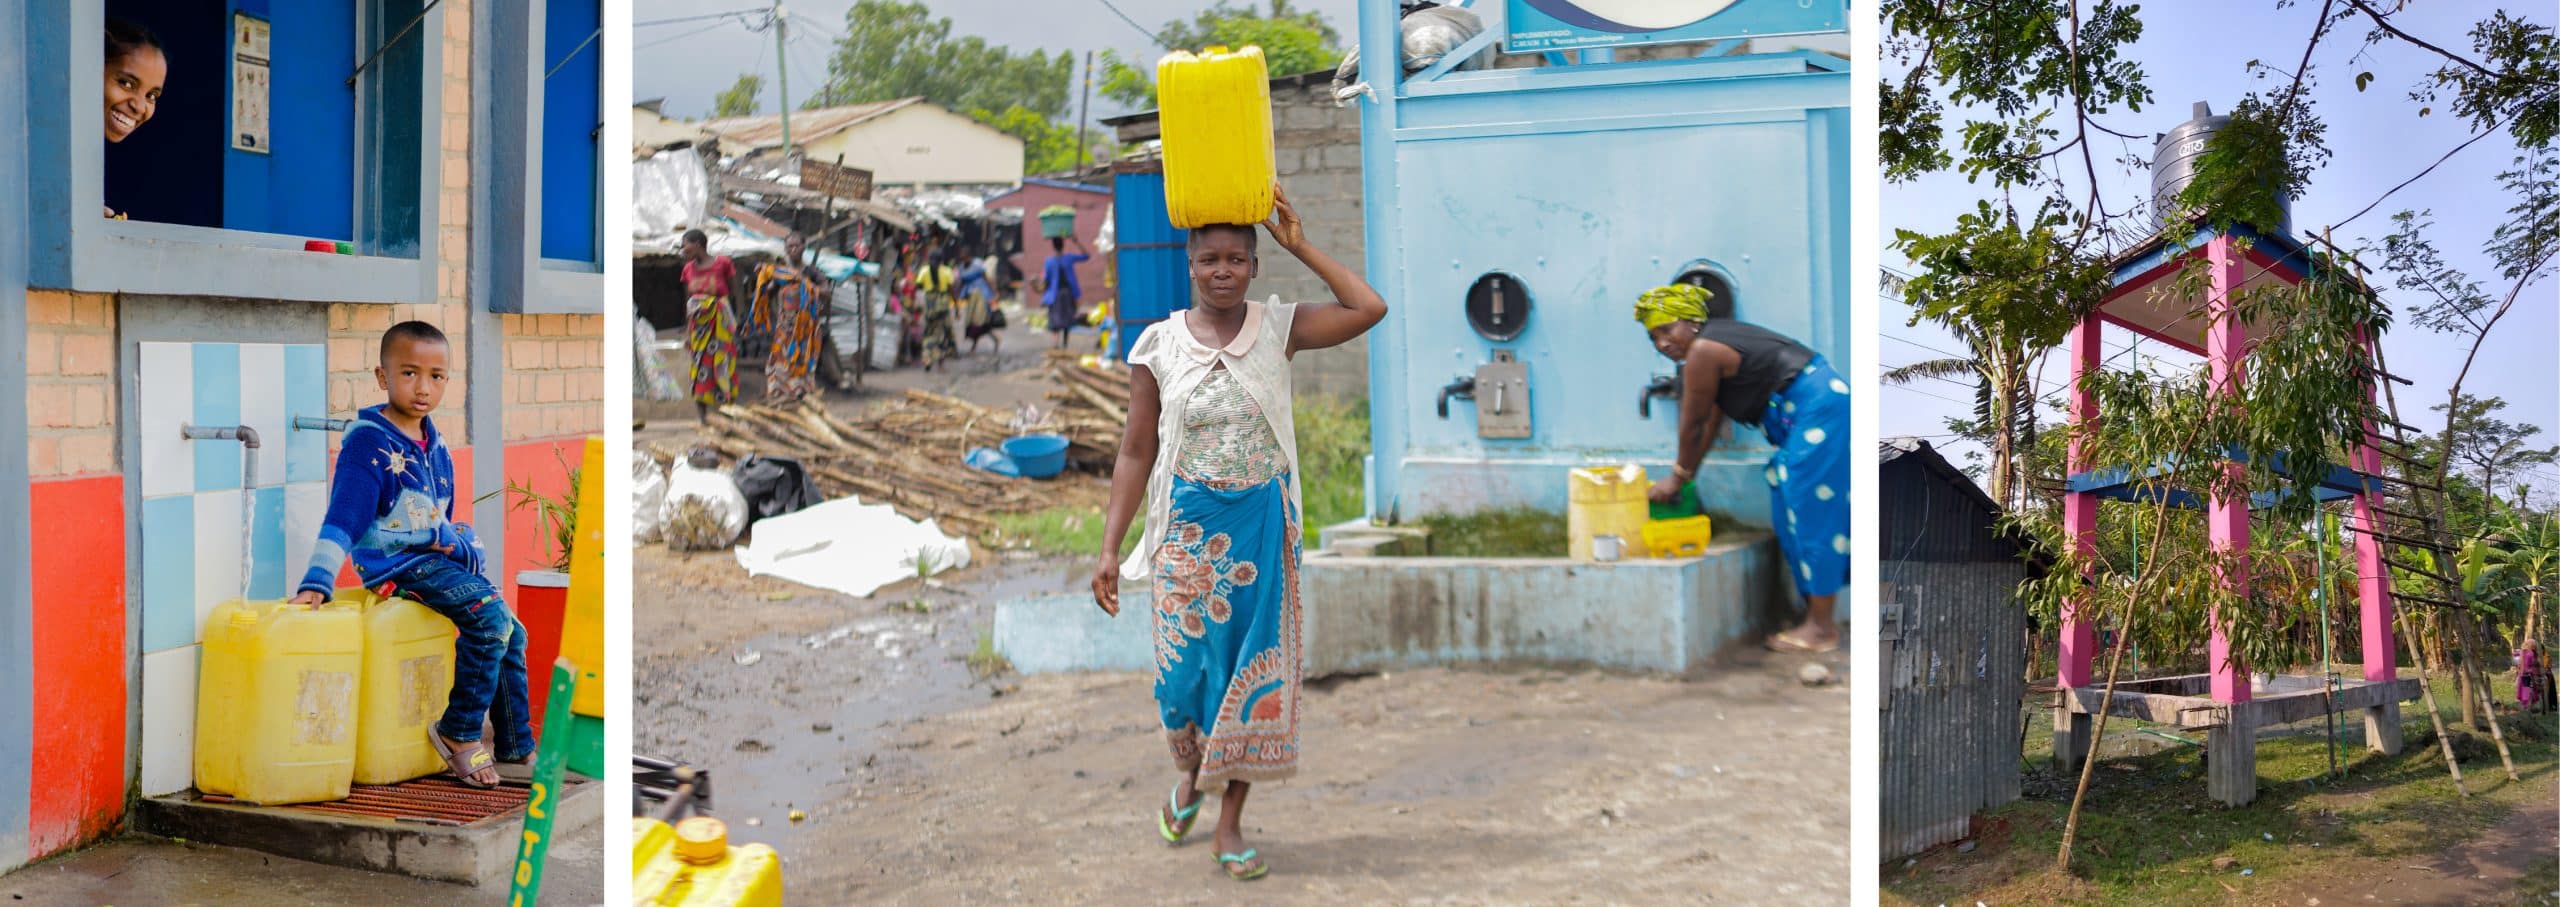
674;817;730;864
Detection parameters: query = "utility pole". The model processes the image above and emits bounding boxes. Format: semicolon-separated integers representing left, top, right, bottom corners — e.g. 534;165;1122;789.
773;1;792;154
1075;50;1093;175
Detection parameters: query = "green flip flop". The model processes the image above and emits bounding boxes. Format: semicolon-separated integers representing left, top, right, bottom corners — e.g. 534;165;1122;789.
1158;782;1205;844
1218;848;1269;881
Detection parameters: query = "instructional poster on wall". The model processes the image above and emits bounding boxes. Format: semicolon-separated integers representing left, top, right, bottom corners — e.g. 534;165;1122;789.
1502;0;1846;53
231;13;270;153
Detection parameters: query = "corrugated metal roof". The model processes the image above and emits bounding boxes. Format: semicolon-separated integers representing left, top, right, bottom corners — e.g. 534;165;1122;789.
701;97;924;149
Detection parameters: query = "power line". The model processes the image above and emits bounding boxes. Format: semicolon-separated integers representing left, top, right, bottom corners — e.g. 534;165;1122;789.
1091;0;1167;48
637;7;766;28
1883;382;1977;408
638;19;736;50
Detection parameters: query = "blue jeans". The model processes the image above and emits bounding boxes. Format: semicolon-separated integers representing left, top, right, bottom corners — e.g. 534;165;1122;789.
388;556;534;759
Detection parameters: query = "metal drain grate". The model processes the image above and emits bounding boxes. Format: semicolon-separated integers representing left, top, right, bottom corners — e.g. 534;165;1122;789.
202;776;544;826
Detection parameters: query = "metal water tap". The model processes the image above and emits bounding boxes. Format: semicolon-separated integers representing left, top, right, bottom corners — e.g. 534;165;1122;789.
1639;373;1680;419
1436;376;1476;419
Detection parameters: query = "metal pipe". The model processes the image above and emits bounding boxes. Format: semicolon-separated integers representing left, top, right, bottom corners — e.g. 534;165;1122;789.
294;416;352;433
181;424;260;601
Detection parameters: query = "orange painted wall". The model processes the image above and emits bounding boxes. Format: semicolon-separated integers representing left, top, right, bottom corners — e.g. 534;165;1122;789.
27;476;127;857
501;438;584;725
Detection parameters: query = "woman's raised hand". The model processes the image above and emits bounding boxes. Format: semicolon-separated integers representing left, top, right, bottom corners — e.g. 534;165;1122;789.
1263;183;1306;251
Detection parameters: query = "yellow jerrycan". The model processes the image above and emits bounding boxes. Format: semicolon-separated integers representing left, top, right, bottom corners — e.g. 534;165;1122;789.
195;598;363;804
1157;45;1275;228
354;594;457;784
633;816;784;906
1567;465;1653;563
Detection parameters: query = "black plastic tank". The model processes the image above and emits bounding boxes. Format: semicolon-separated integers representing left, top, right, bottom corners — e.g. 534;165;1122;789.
2150;101;2293;236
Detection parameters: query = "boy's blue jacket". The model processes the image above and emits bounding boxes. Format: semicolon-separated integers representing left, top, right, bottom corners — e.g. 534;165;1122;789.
297;405;483;596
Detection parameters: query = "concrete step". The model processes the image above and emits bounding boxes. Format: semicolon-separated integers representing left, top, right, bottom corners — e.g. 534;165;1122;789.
138;773;601;888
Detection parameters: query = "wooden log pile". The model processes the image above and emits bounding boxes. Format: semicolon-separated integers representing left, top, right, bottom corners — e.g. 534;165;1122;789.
667;393;1095;538
1041;351;1134;468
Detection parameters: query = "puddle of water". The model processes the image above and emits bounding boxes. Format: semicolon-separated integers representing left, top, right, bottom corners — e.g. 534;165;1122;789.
635;555;1084;850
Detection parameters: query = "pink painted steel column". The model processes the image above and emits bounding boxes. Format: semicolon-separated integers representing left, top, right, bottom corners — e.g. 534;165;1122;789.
2206;236;2253;704
2060;313;2102;691
2350;326;2396;681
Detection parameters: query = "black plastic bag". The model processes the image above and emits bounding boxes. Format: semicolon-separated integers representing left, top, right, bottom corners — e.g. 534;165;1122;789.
734;455;823;520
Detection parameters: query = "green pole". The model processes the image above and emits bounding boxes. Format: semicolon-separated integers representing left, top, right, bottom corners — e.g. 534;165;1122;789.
510;658;580;906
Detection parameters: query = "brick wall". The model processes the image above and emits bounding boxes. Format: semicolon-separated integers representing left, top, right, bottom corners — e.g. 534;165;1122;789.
24;290;118;478
501;313;605;441
1266;76;1370;402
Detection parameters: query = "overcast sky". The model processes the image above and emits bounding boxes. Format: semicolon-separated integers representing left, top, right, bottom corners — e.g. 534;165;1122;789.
634;0;1361;122
1880;2;2560;498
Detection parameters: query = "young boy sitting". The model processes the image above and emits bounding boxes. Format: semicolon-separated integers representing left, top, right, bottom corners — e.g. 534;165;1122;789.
289;321;531;788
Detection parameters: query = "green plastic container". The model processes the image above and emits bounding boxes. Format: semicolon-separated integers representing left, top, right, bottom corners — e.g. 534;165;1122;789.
1649;480;1704;520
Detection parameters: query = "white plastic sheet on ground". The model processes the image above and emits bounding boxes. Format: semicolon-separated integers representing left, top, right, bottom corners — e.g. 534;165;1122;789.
732;497;972;598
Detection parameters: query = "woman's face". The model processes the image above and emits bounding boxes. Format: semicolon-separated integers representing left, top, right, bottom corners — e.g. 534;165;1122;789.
1649;321;1698;361
1188;229;1256;311
104;45;166;143
785;235;805;264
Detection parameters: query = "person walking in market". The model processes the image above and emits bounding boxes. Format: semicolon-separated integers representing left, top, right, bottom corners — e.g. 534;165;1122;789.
1092;184;1386;882
679;229;740;424
749;232;828;402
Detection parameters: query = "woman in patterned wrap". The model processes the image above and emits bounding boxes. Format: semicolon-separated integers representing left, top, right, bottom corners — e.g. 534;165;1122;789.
1092;184;1385;882
749;232;828;402
1635;283;1848;653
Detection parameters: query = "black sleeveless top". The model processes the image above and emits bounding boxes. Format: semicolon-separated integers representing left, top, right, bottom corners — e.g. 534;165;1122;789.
1692;319;1812;425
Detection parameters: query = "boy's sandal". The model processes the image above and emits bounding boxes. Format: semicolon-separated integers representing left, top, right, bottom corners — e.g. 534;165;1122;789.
1217;849;1269;881
429;731;501;789
1158;782;1205;844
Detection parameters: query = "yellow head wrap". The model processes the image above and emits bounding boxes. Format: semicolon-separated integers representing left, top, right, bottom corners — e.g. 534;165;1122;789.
1634;284;1712;331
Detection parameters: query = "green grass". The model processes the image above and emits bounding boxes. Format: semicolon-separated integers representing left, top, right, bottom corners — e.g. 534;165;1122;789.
966;630;1013;680
1418;507;1571;558
985;506;1135;560
1295;393;1369;544
1886;671;2559;906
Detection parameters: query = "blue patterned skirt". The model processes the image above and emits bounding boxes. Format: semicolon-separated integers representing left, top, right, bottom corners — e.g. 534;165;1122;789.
1761;355;1850;599
1152;471;1302;787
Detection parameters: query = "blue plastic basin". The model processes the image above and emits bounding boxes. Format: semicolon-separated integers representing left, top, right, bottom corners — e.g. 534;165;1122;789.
1002;433;1071;479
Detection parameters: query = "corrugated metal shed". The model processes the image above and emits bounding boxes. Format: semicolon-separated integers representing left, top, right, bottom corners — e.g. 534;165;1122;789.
1878;438;2030;860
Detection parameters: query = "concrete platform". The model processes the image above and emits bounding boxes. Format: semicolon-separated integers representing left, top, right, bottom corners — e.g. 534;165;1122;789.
2052;673;2421;806
996;530;1785;675
137;774;601;888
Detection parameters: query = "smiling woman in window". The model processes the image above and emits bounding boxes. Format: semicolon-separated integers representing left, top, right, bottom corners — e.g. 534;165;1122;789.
101;17;166;219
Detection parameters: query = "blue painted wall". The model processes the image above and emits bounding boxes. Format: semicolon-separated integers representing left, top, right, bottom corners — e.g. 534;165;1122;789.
222;0;354;240
103;1;228;227
540;0;598;263
1358;41;1850;523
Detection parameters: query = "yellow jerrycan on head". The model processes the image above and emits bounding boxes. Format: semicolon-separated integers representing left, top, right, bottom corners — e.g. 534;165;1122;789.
634;816;784;906
195;598;364;805
1157;45;1275;229
353;589;457;785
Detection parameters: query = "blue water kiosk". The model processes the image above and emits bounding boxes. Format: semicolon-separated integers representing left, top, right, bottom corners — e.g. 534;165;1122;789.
1355;0;1850;526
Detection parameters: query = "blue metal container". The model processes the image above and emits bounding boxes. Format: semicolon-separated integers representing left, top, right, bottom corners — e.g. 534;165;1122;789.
1107;165;1191;361
1355;2;1851;528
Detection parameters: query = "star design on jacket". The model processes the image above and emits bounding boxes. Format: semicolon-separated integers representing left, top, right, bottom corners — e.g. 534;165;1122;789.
381;447;413;477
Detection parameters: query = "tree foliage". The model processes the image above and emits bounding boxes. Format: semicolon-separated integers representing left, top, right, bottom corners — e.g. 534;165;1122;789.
808;0;1072;119
2428;392;2560;505
1096;1;1346;109
967;105;1090;176
713;73;763;118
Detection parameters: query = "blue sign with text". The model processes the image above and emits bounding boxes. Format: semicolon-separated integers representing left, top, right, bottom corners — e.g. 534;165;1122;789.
1503;0;1847;53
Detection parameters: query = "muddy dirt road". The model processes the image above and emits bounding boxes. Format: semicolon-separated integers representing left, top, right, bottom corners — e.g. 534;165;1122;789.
636;544;1852;903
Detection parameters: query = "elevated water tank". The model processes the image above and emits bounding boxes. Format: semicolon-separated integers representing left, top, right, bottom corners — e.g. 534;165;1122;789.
2150;101;2293;237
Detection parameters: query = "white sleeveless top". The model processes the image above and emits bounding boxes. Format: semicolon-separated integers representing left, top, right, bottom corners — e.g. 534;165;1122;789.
1119;298;1301;581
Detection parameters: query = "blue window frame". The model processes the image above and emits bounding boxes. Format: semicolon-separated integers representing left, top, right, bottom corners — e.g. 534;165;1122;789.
27;0;445;303
483;0;602;313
